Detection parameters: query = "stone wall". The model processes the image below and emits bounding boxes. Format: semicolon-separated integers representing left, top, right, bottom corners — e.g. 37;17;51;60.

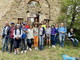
0;0;61;29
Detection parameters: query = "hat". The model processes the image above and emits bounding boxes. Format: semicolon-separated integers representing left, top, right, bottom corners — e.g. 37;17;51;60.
11;22;15;25
22;23;26;25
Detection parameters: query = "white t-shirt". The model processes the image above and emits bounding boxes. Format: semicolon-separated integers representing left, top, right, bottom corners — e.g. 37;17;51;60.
27;29;34;39
45;28;51;35
33;27;38;36
13;29;22;38
39;28;43;35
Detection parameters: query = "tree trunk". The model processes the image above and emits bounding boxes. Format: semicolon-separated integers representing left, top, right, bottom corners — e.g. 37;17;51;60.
70;13;76;28
70;4;76;29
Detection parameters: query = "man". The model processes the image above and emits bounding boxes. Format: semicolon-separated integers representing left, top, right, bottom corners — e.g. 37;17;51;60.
58;23;67;47
9;23;15;53
25;21;30;29
21;23;28;53
68;28;78;47
2;22;10;52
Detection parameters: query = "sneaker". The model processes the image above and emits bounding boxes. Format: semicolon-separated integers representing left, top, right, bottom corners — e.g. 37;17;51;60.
35;47;38;50
52;45;56;48
14;51;17;55
36;47;38;50
34;47;36;50
17;51;20;54
24;50;27;53
21;51;24;54
29;48;32;51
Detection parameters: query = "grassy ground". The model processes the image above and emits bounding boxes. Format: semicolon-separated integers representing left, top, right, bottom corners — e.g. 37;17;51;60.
0;39;80;60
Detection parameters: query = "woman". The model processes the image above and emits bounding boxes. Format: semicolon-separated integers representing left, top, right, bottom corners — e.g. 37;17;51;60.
39;24;44;51
33;24;39;50
45;25;51;47
55;24;59;44
51;25;57;48
13;24;22;54
68;28;78;47
27;25;34;51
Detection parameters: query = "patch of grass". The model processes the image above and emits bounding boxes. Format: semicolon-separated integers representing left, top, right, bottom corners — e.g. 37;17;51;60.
1;40;80;60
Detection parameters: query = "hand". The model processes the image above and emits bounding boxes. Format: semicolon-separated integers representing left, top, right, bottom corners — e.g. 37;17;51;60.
16;37;19;40
55;34;57;36
62;32;64;33
23;29;26;31
26;31;28;33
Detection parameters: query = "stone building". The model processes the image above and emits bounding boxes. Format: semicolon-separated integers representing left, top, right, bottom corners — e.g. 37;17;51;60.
0;0;61;29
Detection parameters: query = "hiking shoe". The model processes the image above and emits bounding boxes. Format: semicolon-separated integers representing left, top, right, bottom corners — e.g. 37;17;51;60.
29;48;32;51
21;51;24;54
52;45;56;48
14;51;17;55
24;50;27;53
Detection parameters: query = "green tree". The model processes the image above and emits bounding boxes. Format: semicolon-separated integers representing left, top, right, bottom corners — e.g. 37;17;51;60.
61;0;80;29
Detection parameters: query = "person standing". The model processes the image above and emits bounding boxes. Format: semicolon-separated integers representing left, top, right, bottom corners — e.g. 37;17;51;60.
58;23;67;47
41;21;46;29
25;21;30;29
45;25;51;47
51;25;57;48
9;23;15;53
33;24;39;50
21;23;28;53
55;24;59;44
39;24;44;51
13;24;22;54
27;25;34;51
1;22;10;52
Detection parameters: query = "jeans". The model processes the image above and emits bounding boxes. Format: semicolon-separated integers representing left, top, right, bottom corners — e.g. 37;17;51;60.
69;38;78;47
9;38;14;52
2;36;9;52
27;39;33;48
59;34;66;47
39;35;44;50
51;35;56;45
55;35;59;44
21;39;26;51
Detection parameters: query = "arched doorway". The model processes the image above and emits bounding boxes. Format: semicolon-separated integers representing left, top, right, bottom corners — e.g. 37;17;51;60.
26;0;41;24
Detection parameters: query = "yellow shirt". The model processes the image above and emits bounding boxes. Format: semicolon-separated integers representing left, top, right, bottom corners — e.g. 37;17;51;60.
42;25;46;29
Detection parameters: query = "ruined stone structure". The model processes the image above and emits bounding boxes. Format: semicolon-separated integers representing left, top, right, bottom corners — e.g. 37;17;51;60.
0;0;61;30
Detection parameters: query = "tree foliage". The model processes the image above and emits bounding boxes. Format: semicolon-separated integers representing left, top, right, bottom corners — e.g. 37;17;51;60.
60;0;80;29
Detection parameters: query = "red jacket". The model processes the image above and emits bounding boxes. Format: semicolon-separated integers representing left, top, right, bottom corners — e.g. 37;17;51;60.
25;25;30;29
9;27;15;38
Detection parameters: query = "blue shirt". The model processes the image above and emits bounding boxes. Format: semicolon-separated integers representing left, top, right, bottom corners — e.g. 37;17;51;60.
58;27;67;35
51;28;57;35
22;28;28;39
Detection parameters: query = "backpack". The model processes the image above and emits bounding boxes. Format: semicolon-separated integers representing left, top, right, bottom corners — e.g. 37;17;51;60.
15;29;21;35
2;26;10;38
42;27;45;35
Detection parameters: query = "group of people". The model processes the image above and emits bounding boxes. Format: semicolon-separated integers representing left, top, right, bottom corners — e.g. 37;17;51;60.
1;19;79;55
